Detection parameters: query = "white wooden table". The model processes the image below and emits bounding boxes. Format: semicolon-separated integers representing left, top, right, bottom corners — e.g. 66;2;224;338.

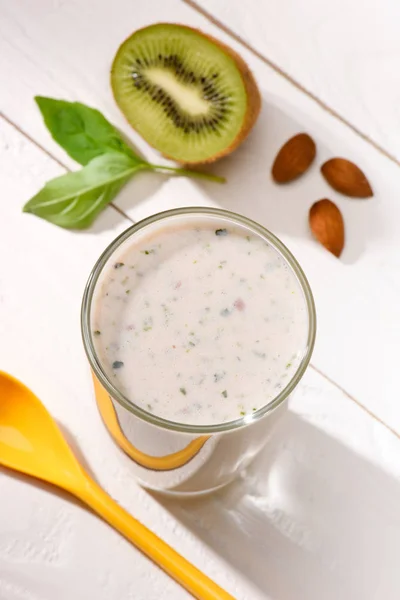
1;1;400;598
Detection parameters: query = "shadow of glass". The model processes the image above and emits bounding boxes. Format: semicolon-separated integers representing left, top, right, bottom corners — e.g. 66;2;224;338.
197;94;383;265
158;411;400;600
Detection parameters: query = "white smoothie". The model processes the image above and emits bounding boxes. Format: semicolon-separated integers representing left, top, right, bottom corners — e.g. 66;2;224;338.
92;217;308;426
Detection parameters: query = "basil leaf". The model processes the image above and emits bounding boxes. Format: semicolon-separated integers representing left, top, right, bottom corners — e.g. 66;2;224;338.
23;152;145;229
35;96;143;166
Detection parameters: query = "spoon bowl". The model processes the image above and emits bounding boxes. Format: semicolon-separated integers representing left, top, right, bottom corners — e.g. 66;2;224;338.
0;372;85;491
0;371;233;600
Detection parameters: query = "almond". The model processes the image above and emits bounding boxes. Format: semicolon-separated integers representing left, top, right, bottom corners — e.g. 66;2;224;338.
321;158;373;198
309;199;345;257
272;133;316;183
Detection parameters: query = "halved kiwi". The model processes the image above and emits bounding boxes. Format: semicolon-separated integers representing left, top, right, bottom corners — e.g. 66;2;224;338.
111;23;261;164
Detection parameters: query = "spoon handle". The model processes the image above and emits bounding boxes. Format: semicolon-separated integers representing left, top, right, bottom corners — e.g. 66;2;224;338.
77;476;234;600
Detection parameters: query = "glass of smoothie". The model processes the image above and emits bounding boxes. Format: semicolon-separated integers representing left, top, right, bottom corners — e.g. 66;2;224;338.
81;207;316;495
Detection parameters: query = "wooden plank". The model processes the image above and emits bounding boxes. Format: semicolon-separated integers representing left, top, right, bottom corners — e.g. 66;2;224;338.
195;0;400;163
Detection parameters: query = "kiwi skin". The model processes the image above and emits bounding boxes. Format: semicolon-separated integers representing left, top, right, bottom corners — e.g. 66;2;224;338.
111;23;261;165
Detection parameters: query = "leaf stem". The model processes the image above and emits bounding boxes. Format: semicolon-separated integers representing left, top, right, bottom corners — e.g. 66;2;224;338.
150;164;225;184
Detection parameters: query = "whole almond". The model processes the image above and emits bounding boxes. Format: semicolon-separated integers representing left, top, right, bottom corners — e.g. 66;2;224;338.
272;133;316;183
309;199;345;257
321;158;373;198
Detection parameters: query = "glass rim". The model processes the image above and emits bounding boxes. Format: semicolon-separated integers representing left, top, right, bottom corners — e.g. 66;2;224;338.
81;206;316;434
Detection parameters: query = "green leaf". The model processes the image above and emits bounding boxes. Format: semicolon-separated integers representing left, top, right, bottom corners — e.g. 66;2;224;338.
35;96;143;166
23;152;145;229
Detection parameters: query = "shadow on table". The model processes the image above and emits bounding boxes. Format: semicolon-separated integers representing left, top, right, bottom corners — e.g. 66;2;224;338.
193;93;383;265
158;411;400;600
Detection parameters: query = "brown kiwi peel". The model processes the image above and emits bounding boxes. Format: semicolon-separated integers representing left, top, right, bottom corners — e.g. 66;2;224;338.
111;24;261;165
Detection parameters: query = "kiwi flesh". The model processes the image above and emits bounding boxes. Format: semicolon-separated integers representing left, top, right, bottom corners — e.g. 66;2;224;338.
111;23;261;164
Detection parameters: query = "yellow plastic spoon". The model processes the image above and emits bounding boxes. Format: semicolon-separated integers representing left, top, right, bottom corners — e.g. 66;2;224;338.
0;371;234;600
